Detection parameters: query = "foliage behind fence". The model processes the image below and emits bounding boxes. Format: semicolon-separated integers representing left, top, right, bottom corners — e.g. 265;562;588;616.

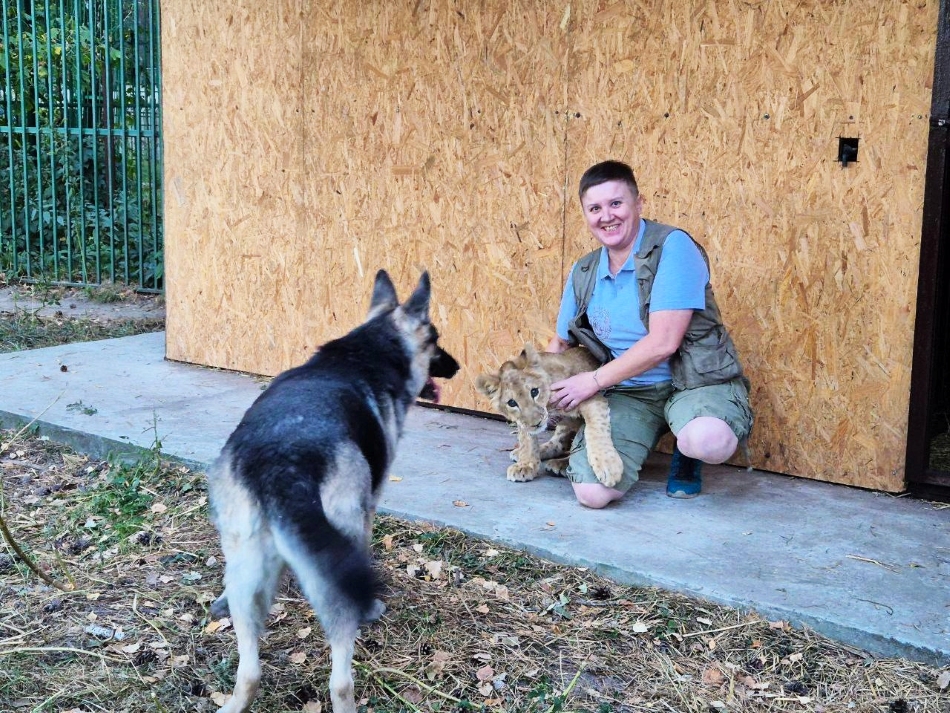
0;0;162;291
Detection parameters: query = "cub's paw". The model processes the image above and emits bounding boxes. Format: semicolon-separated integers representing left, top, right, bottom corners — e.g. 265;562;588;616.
542;456;570;477
589;448;624;488
507;462;540;482
538;440;569;460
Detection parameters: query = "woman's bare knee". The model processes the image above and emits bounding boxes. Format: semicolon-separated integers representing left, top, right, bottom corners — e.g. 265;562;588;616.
571;482;624;509
676;416;737;463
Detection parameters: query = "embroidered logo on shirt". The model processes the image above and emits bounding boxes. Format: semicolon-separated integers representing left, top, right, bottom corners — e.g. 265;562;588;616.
589;305;611;342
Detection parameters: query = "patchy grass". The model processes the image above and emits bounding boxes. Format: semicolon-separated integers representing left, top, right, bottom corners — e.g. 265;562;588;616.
0;432;947;713
0;310;164;354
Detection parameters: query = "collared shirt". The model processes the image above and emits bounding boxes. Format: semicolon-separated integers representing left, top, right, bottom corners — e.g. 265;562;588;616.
555;220;709;385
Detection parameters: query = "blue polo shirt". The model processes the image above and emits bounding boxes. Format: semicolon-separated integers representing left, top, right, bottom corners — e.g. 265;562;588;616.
555;221;709;385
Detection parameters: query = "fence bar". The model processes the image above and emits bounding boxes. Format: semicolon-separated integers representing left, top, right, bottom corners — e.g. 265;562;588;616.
2;1;18;272
1;0;163;290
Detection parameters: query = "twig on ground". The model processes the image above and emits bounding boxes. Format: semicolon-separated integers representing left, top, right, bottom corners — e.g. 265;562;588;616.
0;392;75;592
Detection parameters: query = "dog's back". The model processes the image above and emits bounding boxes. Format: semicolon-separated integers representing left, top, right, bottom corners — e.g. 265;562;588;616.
209;270;458;713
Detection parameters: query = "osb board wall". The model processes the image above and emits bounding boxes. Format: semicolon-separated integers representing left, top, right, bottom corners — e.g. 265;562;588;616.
163;0;937;491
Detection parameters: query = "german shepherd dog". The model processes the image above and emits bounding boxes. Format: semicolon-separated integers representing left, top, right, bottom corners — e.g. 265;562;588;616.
207;271;459;713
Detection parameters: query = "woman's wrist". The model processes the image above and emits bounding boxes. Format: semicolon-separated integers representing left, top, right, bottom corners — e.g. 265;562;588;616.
591;368;603;389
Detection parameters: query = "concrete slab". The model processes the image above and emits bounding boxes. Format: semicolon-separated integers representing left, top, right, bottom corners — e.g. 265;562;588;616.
0;332;947;666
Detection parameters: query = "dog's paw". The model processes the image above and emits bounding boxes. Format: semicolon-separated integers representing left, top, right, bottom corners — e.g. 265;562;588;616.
542;456;570;477
589;448;624;488
209;593;230;619
362;598;387;625
507;462;540;482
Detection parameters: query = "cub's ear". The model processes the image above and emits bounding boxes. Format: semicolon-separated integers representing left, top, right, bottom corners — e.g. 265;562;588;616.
521;343;541;366
402;271;432;323
368;270;399;319
474;373;500;397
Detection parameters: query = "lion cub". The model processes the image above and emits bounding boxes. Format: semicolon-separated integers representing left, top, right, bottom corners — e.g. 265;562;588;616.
475;344;623;486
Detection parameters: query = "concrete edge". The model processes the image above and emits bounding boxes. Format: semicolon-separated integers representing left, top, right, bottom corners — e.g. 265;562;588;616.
0;411;206;472
379;506;950;667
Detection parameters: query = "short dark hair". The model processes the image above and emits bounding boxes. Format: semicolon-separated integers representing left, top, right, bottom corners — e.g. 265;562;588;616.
578;160;639;201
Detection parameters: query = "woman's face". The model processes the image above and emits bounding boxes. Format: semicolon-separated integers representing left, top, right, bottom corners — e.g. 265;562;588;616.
580;180;643;252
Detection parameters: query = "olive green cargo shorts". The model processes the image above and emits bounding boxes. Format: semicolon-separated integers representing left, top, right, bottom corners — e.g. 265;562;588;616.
565;377;753;493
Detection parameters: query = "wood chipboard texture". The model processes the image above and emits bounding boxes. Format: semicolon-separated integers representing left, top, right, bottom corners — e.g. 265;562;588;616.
163;0;937;491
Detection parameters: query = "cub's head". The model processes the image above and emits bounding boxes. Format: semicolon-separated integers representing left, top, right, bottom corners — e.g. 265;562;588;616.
474;344;551;432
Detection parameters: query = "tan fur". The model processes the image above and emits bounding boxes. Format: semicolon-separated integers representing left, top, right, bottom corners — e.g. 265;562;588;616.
474;344;623;487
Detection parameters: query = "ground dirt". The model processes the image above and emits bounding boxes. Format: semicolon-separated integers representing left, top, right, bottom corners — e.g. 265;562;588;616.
0;283;165;323
0;289;948;712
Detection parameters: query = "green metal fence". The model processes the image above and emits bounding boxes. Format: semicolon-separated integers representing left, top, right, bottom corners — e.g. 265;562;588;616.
0;0;162;292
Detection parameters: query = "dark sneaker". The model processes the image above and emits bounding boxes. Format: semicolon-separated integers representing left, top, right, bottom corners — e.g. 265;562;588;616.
666;446;702;498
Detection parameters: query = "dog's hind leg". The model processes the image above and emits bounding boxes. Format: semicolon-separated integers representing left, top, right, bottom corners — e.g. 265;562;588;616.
217;521;284;713
276;533;369;713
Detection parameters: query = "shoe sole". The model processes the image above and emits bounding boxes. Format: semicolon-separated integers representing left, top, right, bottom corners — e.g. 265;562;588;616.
666;488;700;499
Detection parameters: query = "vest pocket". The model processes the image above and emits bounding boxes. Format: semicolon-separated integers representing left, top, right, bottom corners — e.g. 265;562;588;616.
672;336;743;389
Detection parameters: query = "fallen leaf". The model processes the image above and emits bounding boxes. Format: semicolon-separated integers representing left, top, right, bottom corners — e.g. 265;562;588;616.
151;502;167;514
210;692;229;706
401;686;423;704
424;560;443;579
476;604;490;614
937;670;950;690
703;667;724;685
631;621;649;633
382;534;394;551
425;650;452;679
476;665;495;681
389;475;402;482
453;500;469;507
289;651;307;664
296;627;312;639
302;701;323;712
203;618;231;634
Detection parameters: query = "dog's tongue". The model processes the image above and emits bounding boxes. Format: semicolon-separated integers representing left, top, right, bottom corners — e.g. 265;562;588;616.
420;377;441;403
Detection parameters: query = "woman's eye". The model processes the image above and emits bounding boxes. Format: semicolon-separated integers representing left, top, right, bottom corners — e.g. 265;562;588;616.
507;399;518;408
530;388;540;398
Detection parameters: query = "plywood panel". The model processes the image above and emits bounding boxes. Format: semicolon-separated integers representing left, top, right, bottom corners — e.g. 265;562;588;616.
562;0;936;490
289;0;571;407
163;0;306;373
162;0;937;491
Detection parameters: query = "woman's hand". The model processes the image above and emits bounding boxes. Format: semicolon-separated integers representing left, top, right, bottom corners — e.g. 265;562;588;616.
549;371;600;410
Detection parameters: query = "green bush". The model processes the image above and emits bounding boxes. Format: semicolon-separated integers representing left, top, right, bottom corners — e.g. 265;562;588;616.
0;0;163;290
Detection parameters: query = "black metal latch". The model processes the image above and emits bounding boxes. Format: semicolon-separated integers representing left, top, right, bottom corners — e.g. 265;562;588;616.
837;137;859;167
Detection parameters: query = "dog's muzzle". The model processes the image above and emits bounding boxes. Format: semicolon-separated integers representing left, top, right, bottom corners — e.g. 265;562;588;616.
419;346;460;403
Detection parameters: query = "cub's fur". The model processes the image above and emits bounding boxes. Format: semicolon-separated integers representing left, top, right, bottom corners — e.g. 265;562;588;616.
475;344;622;486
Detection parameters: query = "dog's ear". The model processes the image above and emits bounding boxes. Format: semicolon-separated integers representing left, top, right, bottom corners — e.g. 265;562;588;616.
402;271;431;322
368;270;399;318
474;373;500;397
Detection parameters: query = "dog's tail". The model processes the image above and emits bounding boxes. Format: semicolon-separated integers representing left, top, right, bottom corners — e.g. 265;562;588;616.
274;503;382;622
321;535;382;621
